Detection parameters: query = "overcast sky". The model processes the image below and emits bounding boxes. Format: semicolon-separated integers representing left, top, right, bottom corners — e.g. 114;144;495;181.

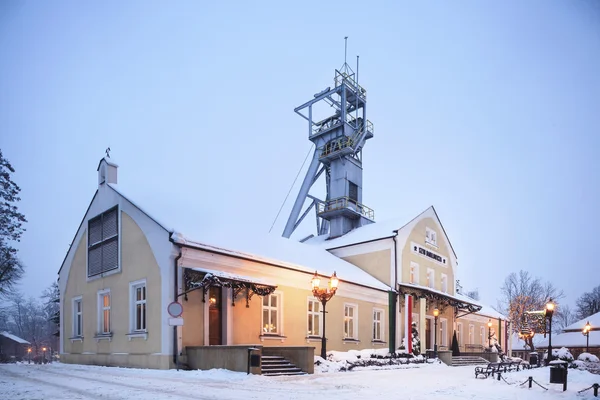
1;1;599;311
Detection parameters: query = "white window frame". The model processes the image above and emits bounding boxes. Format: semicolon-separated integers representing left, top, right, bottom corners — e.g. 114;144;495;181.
307;298;321;337
129;279;147;340
427;268;435;289
480;326;485;345
410;262;419;284
457;322;463;348
97;289;111;337
72;296;83;340
469;324;475;344
441;274;448;293
440;318;448;347
262;292;283;336
343;303;358;340
372;308;384;342
426;227;437;247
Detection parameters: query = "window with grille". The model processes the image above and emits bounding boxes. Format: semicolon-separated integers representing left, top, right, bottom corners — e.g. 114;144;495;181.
88;207;119;277
348;181;358;203
344;304;357;339
373;309;384;341
480;326;485;345
307;299;320;337
262;293;280;334
469;325;475;344
132;282;146;332
410;262;419;284
98;290;111;334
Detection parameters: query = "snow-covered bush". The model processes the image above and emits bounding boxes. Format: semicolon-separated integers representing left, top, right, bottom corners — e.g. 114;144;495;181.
552;347;574;363
578;353;600;363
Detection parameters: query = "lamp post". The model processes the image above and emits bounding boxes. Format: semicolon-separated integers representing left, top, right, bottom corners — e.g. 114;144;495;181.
27;348;31;364
433;308;439;358
311;270;339;360
583;321;591;353
545;298;555;365
487;320;492;349
42;347;47;364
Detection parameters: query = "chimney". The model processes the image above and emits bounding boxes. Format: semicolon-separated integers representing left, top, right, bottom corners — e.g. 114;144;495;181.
97;157;118;187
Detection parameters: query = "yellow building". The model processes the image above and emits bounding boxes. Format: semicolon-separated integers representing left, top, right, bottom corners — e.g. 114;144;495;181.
58;157;505;372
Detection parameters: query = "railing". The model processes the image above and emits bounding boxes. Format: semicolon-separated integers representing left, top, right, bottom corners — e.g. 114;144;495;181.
317;197;374;220
318;119;373;158
334;70;367;100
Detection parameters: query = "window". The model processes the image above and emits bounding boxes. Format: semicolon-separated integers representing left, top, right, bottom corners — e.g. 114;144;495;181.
427;269;435;289
88;207;119;277
344;304;357;339
426;227;437;246
469;325;475;344
307;299;321;337
440;318;448;347
348;181;358;203
72;297;83;337
373;309;384;341
480;326;485;345
441;274;448;293
457;323;463;347
130;281;146;332
98;290;111;334
410;262;419;284
262;293;281;334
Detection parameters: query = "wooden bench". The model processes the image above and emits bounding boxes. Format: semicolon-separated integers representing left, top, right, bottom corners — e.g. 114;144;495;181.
475;362;500;378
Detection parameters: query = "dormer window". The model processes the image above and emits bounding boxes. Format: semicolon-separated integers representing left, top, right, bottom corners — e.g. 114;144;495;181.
88;207;119;278
426;227;437;247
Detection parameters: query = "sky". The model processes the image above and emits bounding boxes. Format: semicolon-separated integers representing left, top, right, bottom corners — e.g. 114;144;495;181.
1;1;599;311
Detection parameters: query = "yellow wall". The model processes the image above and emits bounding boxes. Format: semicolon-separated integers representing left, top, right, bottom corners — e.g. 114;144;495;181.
341;249;391;286
62;211;167;368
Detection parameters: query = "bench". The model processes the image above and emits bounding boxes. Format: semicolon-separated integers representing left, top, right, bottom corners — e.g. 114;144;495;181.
475;362;500;378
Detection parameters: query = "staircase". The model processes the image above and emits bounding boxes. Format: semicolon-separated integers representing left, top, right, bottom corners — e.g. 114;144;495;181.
451;356;489;367
261;355;307;376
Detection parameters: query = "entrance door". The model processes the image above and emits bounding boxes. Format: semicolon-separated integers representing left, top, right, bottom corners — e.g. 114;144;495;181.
425;318;432;350
208;287;222;345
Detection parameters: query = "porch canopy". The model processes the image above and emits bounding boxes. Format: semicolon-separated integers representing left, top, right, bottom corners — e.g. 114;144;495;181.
398;283;482;317
180;266;277;307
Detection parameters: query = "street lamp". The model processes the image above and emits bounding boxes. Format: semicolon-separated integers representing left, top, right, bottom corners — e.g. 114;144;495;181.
433;308;439;358
42;347;47;364
583;321;591;353
27;348;31;364
311;270;339;360
487;320;493;348
545;298;555;365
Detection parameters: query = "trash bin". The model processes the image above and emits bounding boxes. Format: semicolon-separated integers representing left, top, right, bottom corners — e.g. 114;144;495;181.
529;352;538;367
549;360;568;387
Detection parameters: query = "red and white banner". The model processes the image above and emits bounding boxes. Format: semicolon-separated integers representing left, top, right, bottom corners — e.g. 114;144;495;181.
405;294;412;354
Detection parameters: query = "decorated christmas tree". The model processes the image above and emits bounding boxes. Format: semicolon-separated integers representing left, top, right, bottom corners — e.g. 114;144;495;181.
411;321;421;356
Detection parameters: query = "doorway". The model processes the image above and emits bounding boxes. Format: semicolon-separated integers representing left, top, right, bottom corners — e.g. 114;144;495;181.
425;318;432;350
208;287;222;345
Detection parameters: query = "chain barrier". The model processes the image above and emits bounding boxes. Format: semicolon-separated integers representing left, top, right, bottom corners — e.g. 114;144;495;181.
518;376;548;391
578;383;599;397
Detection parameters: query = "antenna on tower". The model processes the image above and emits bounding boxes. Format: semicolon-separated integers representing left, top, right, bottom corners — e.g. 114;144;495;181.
340;36;354;76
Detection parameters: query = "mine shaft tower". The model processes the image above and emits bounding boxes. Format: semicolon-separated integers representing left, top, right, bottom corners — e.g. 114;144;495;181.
283;46;375;239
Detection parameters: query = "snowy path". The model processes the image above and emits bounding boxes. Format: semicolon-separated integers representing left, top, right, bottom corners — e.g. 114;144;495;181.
1;362;598;400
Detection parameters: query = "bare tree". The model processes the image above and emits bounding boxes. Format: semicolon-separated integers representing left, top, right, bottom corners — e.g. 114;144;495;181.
575;285;600;320
554;304;576;334
465;289;480;301
498;270;564;351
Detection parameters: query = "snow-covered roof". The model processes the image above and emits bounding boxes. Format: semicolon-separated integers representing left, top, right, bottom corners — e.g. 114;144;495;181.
172;232;390;291
305;206;457;258
107;184;389;292
454;292;506;320
0;331;30;345
536;330;599;348
96;156;119;170
563;310;600;332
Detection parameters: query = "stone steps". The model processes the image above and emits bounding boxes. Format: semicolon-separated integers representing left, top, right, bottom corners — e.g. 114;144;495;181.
261;355;307;376
451;356;489;367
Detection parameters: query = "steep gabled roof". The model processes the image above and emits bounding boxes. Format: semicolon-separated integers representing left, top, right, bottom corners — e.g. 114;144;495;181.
305;205;458;258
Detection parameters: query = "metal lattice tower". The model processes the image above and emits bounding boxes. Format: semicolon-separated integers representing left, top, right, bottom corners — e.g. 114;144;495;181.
283;41;375;239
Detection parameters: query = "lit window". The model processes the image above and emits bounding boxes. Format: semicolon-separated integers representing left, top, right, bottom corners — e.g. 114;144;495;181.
262;294;281;334
131;281;146;332
480;326;485;345
410;263;419;284
427;269;435;289
469;325;475;344
426;227;437;246
344;304;357;339
307;299;320;337
440;318;448;347
98;290;111;334
72;297;83;337
373;309;384;341
441;274;448;293
457;323;463;347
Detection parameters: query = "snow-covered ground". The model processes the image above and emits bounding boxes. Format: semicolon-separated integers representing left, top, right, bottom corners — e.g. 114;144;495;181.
1;361;599;400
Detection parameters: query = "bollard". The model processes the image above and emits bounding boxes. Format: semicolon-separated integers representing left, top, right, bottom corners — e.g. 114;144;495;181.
497;372;501;381
529;376;533;388
594;383;599;397
563;367;567;392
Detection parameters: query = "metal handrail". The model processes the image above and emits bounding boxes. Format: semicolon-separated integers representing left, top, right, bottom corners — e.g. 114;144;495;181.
334;71;367;99
317;197;374;220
